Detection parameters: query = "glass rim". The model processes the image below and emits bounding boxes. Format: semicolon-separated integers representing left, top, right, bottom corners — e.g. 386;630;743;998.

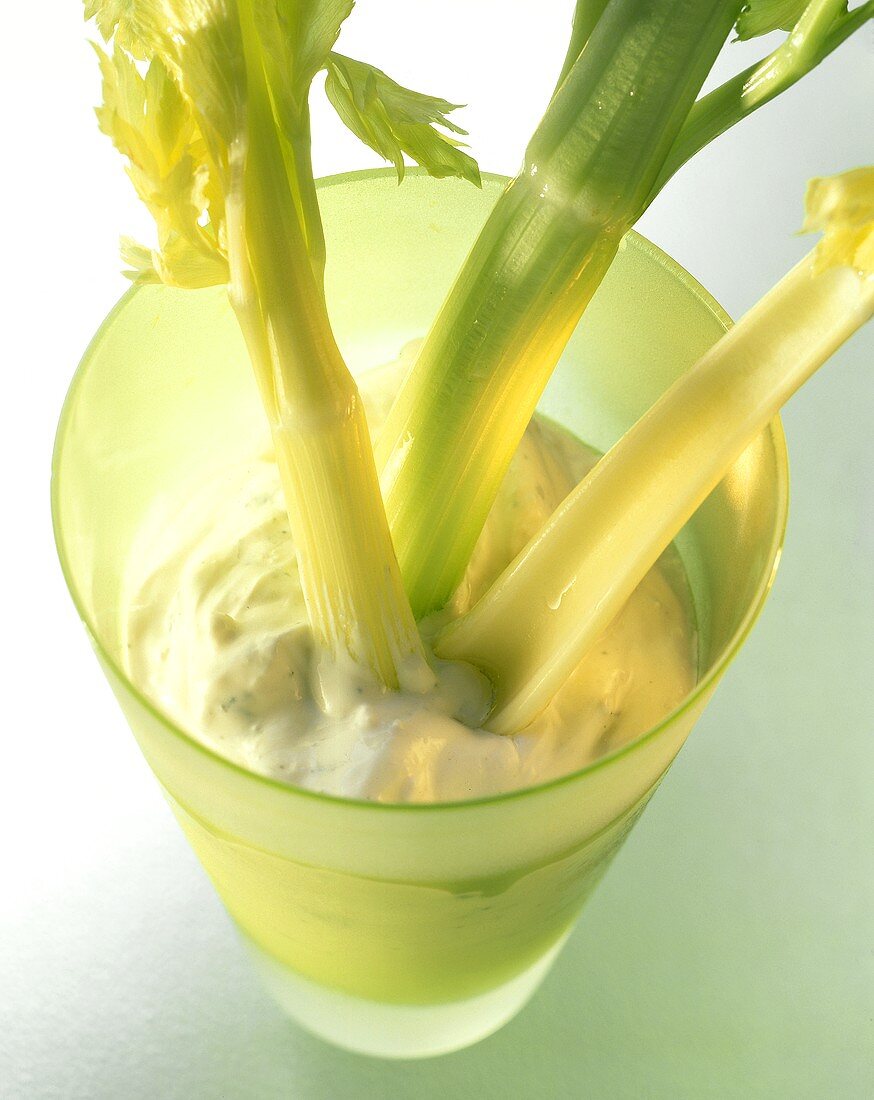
51;166;790;815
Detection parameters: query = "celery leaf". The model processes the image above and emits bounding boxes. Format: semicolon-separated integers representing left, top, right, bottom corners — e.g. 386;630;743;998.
736;0;846;40
119;237;161;282
95;45;228;288
86;1;248;154
84;0;151;58
324;53;480;185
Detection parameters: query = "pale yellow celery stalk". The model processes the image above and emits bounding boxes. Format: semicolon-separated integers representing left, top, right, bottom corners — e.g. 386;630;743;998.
232;0;431;692
228;158;430;692
89;0;437;693
438;168;874;734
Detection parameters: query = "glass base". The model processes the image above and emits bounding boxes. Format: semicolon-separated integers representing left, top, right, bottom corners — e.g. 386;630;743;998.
243;931;570;1059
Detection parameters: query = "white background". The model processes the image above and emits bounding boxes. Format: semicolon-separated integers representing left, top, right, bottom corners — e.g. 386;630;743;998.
1;3;872;1097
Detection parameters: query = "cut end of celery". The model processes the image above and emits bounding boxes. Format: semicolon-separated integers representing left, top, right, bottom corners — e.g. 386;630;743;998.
804;167;874;275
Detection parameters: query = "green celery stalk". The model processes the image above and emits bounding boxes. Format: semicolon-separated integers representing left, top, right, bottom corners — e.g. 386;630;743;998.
437;168;874;734
232;0;431;690
553;0;611;91
648;0;873;202
376;0;742;619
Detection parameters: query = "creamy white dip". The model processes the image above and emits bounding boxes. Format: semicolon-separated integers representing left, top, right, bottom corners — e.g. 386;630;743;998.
122;347;696;803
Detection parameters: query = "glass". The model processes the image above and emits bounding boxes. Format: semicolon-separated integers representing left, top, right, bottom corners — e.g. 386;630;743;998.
52;170;788;1059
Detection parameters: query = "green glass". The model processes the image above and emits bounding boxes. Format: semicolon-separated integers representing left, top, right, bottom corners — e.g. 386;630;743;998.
52;170;788;1059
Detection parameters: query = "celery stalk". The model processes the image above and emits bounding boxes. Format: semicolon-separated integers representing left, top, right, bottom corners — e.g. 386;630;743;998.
648;0;873;202
553;1;611;91
90;0;435;691
235;8;429;688
376;0;742;619
231;0;433;689
437;169;874;734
